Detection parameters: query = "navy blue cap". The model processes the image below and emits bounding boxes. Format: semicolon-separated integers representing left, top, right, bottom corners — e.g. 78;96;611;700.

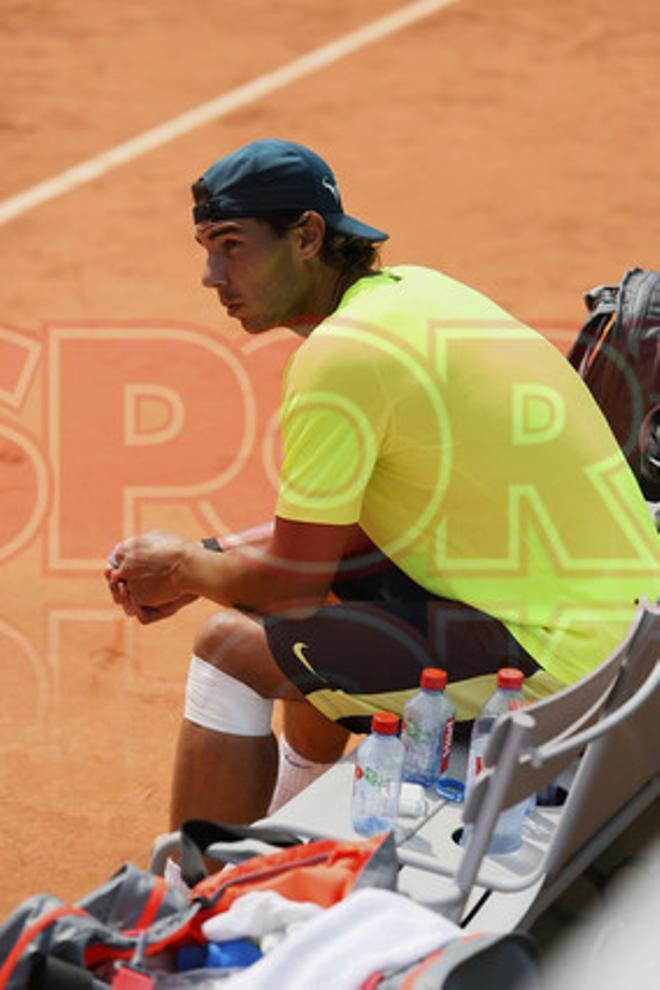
193;138;388;243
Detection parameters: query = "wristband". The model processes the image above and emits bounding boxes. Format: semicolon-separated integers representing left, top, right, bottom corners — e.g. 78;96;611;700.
201;536;223;553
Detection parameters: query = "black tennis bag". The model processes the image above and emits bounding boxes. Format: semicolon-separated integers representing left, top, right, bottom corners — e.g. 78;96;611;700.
567;267;660;501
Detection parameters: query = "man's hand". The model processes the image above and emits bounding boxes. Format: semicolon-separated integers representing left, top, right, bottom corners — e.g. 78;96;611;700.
104;575;198;624
105;519;377;618
106;530;198;607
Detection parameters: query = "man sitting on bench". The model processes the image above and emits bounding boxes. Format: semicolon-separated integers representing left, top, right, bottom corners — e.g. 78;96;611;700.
105;139;659;828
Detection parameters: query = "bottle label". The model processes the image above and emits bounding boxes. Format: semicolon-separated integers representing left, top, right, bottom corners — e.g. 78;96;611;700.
439;716;454;774
402;717;433;745
354;763;393;791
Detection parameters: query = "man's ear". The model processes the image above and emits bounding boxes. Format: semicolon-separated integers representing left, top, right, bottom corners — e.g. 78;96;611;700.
296;211;325;258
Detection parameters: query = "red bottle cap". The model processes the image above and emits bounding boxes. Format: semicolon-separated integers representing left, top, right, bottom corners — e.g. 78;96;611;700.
496;668;524;691
421;667;447;691
371;711;399;735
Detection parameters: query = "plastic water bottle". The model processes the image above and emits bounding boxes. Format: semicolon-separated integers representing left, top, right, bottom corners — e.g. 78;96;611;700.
352;711;405;836
464;668;528;854
401;668;455;787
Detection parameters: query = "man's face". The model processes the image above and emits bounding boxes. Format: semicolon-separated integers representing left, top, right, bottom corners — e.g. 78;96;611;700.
195;217;313;333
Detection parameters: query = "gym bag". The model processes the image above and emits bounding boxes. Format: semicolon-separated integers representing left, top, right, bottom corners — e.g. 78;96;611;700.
567;266;660;500
0;822;397;989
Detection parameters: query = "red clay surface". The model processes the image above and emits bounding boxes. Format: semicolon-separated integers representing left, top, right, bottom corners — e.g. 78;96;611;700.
1;0;660;916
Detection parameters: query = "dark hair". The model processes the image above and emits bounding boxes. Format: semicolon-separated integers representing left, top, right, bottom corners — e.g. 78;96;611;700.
191;180;380;279
266;210;381;279
191;178;209;206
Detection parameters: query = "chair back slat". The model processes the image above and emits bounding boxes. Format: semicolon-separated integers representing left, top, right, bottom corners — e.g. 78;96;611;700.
480;604;653;812
488;604;650;763
452;602;658;919
542;605;659;882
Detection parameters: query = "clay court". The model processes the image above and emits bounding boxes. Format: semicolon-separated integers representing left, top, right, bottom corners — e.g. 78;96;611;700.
1;0;659;917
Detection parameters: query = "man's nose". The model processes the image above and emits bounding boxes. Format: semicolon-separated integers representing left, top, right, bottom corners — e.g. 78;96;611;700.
202;254;227;288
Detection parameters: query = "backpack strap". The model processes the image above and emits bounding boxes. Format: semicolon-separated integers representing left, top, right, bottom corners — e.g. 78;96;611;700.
180;819;304;887
0;905;88;990
567;281;619;377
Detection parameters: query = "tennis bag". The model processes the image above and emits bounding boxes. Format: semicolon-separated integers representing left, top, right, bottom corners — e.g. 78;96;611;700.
567;267;660;500
0;823;398;989
367;932;540;989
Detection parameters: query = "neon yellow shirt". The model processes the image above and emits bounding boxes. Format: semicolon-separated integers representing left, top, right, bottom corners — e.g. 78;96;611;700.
276;266;659;683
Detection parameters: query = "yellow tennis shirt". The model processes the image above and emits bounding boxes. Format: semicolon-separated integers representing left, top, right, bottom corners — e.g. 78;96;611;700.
276;266;659;684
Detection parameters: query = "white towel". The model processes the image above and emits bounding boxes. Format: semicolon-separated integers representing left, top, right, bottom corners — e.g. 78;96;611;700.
202;890;322;942
222;888;461;990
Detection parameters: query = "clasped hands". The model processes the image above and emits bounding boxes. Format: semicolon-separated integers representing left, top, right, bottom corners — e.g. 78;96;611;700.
105;529;199;623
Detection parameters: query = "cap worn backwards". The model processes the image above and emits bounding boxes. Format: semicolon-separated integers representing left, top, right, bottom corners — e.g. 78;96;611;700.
192;138;388;243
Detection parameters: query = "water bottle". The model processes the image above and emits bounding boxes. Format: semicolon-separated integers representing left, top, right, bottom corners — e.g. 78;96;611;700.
401;668;455;787
464;668;527;854
352;711;405;836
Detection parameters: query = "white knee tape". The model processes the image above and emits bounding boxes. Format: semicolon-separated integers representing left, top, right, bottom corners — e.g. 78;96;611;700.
184;654;273;736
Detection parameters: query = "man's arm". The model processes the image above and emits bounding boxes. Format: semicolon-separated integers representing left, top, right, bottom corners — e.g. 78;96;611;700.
105;519;277;623
107;518;370;616
219;519;274;551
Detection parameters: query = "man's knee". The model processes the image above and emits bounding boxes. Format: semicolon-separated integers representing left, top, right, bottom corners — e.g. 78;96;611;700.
184;655;274;737
193;608;257;674
187;611;277;736
192;607;303;702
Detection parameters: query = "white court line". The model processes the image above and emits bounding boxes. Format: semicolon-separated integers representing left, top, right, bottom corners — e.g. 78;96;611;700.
0;0;456;227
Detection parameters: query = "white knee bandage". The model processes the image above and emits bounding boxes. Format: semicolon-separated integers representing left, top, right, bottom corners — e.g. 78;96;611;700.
184;654;273;736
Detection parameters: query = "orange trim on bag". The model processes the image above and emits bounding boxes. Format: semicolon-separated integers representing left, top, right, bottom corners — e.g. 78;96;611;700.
400;932;486;988
401;947;445;989
0;905;88;989
360;973;385;989
193;834;387;916
124;876;169;933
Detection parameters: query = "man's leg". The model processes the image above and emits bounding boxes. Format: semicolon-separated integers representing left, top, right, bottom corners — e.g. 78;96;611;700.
170;607;303;829
267;699;351;814
170;722;278;827
281;698;350;762
263;590;551;729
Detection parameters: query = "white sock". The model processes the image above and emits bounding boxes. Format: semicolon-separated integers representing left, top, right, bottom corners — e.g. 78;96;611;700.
267;733;335;815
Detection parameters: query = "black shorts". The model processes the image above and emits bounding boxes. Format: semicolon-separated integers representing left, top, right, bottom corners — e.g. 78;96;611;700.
264;562;541;732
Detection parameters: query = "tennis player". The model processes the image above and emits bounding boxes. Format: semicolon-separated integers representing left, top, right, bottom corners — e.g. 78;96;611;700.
106;139;658;827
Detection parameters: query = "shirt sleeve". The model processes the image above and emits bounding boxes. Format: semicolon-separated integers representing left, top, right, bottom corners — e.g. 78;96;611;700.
276;332;389;524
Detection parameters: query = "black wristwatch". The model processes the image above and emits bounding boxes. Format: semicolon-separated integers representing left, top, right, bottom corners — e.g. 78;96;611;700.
201;537;223;553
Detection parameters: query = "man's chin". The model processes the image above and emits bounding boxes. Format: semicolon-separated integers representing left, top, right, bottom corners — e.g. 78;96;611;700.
222;303;282;333
236;313;280;334
238;318;271;334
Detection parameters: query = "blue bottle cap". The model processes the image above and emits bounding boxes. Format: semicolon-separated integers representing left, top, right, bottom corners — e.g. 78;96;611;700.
211;939;263;968
177;939;262;971
435;777;465;803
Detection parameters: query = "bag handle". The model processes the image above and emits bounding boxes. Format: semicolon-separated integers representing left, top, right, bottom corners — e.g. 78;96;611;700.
180;819;303;887
567;286;618;377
